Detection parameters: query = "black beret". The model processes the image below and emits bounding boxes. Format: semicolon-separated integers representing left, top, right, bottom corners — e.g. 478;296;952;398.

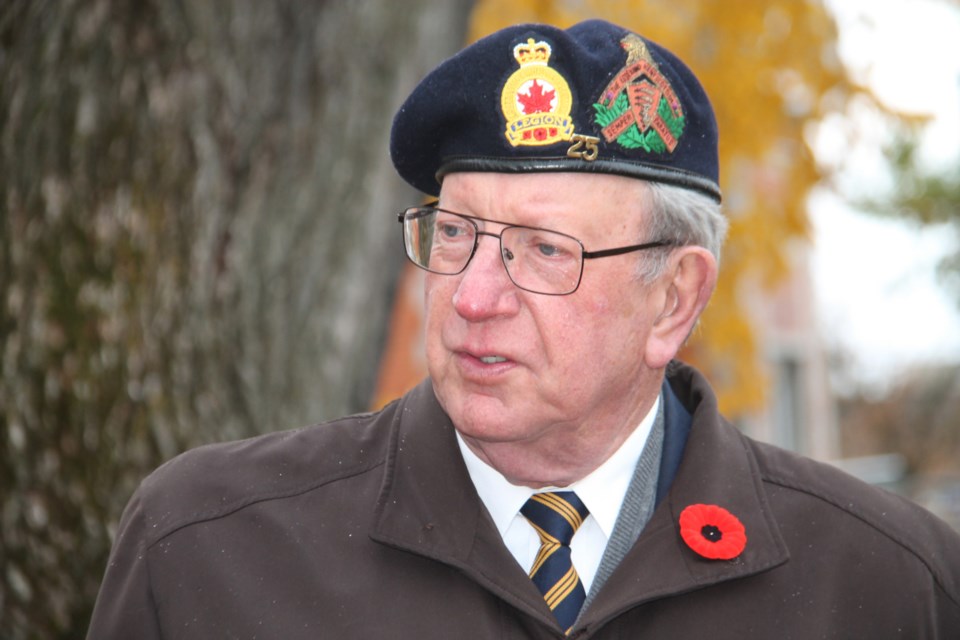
390;19;721;202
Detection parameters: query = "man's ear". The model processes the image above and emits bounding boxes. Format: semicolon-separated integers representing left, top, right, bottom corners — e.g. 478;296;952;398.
644;246;718;369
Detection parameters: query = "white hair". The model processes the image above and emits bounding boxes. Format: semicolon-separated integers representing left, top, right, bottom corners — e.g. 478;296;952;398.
636;182;728;282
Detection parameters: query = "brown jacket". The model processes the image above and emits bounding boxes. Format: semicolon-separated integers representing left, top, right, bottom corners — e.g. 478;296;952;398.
88;362;960;638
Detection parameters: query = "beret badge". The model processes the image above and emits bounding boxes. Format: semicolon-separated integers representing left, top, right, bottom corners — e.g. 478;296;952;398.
500;38;577;148
593;35;686;155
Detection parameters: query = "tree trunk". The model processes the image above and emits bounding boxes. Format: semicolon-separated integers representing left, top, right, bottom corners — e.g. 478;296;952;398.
0;0;472;636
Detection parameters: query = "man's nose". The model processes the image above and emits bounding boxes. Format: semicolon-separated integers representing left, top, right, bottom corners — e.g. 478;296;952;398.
452;234;520;321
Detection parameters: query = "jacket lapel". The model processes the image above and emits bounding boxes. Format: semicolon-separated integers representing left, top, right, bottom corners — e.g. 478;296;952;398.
579;362;790;628
369;380;557;627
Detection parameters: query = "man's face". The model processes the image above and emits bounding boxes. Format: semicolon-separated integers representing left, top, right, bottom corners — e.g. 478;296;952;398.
425;172;667;485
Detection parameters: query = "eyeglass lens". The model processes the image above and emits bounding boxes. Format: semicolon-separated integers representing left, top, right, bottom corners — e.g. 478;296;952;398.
402;208;584;295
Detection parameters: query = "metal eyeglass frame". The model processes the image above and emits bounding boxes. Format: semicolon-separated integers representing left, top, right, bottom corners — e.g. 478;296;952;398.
398;203;676;296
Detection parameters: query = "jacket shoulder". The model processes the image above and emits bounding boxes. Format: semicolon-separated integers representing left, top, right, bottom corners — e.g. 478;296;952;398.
135;399;402;545
749;437;960;605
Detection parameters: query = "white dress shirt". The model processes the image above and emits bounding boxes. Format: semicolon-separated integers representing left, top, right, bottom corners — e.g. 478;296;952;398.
456;395;660;593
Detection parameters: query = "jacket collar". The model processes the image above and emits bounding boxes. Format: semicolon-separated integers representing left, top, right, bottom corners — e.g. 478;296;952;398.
577;362;789;630
370;365;790;634
369;380;556;626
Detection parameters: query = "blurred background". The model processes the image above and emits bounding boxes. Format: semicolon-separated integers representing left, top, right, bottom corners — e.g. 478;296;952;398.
1;0;958;636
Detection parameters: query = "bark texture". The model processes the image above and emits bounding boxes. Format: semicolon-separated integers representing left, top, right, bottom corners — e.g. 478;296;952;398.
0;0;471;636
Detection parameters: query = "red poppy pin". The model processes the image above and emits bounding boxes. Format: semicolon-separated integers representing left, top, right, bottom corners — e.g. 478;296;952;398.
679;504;747;560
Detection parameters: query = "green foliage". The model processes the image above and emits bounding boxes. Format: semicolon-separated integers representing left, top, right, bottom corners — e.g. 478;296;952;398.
883;137;960;225
659;96;685;139
860;135;960;305
591;93;687;153
592;94;624;128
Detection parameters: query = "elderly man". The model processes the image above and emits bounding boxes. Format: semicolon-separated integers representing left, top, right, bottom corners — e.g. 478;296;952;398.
88;19;960;638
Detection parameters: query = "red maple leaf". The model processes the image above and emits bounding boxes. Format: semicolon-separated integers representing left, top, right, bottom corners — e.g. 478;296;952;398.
517;80;556;114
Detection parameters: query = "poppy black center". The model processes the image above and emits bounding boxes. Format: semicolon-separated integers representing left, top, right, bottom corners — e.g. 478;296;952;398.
701;524;723;542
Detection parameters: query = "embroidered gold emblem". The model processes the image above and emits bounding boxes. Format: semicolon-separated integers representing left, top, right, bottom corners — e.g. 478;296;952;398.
500;38;576;147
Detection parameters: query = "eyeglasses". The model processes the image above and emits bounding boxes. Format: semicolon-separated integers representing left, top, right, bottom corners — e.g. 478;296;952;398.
397;204;675;296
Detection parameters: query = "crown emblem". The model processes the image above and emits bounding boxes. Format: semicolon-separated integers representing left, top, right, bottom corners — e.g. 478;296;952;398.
500;37;574;147
513;38;552;66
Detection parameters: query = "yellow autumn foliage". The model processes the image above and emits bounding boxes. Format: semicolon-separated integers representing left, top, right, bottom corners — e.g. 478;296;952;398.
468;0;866;416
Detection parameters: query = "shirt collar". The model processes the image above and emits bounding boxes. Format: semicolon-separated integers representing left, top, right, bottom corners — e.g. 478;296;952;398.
456;395;661;538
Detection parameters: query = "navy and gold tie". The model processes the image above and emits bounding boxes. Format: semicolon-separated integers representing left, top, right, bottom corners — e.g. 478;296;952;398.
521;491;590;633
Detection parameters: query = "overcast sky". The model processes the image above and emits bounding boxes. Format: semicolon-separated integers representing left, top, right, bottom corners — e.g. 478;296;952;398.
811;0;960;389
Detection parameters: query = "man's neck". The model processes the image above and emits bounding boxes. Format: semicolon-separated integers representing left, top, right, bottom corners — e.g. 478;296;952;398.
457;394;661;488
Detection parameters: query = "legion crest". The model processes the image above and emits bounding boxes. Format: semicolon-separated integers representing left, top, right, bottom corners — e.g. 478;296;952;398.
593;34;686;154
500;38;576;147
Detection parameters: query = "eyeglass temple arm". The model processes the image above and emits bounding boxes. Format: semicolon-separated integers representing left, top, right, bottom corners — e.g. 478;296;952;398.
398;206;439;223
582;240;675;260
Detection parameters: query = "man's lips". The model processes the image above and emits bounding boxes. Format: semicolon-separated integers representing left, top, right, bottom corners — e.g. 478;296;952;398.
454;348;516;369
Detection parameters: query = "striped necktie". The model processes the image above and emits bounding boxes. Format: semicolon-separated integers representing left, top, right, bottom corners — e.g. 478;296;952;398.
521;491;590;634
